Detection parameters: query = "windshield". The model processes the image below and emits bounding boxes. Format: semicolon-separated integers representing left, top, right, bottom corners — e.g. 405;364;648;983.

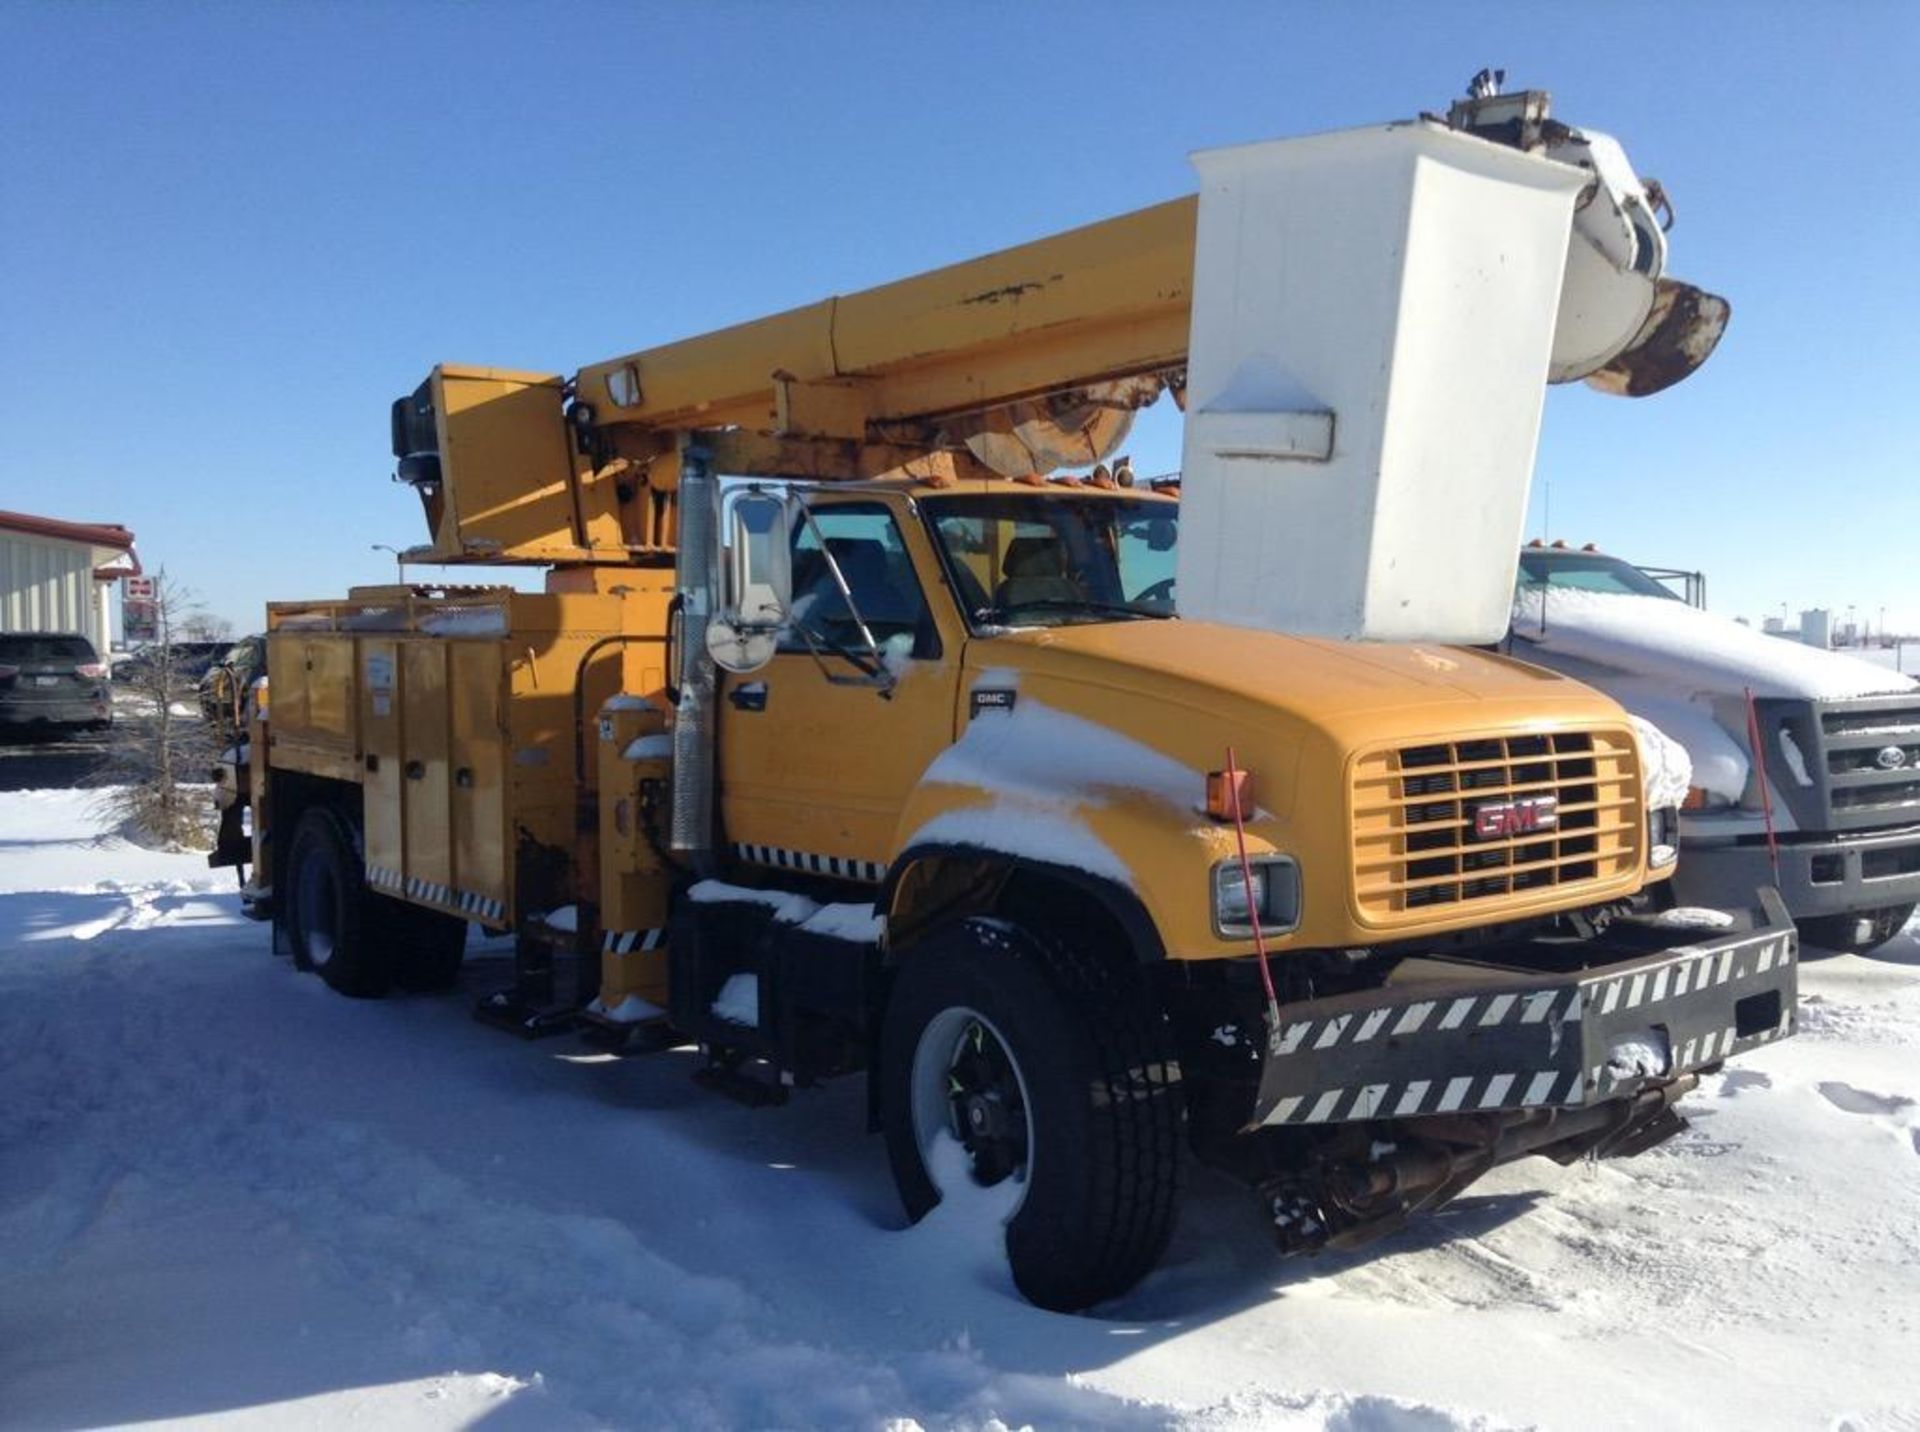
1515;551;1681;601
924;495;1178;629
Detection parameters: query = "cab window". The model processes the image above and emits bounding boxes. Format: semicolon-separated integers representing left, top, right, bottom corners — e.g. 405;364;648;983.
924;495;1179;630
783;503;939;659
1515;552;1681;601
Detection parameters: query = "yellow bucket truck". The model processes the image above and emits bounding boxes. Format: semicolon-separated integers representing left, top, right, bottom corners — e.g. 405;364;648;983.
215;80;1795;1311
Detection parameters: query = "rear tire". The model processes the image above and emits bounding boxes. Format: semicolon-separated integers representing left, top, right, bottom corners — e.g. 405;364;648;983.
1797;903;1917;957
284;805;390;999
879;917;1182;1312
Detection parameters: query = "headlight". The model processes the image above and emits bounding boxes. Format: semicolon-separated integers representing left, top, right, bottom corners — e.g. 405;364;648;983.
1212;857;1301;938
1648;806;1679;868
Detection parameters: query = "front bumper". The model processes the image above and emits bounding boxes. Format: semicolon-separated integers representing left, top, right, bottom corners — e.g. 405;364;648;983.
1672;824;1920;920
0;698;108;727
1250;888;1797;1129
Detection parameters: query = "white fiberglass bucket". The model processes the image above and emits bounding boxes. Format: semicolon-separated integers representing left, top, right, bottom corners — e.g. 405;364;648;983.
1176;122;1587;646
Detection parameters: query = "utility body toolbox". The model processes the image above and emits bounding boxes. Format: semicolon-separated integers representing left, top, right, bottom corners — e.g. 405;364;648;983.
258;581;673;929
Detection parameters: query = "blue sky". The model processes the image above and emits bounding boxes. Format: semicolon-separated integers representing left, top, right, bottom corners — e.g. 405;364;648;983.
3;3;1915;637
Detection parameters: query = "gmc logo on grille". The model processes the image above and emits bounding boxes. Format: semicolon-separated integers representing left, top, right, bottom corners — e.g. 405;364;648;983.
1473;795;1559;840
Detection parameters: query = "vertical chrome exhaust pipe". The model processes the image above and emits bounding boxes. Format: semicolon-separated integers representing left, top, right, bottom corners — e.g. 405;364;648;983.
670;440;717;871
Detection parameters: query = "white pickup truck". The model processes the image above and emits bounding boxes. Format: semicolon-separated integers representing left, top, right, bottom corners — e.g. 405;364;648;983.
1511;544;1920;954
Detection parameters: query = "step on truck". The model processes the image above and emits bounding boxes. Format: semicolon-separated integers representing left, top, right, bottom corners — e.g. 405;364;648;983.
214;79;1797;1312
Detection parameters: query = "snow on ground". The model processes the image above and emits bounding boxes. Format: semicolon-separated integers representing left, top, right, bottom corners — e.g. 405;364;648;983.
3;789;1919;1429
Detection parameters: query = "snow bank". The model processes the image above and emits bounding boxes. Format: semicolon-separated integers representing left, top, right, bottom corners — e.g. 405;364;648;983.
0;788;228;895
1511;587;1914;701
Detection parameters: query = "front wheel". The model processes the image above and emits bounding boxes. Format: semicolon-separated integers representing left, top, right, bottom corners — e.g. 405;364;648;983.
879;917;1182;1312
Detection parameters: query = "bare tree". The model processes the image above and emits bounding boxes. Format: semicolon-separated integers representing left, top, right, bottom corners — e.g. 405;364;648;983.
178;612;235;644
105;571;218;850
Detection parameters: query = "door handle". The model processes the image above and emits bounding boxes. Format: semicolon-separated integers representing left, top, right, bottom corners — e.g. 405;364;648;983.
405;759;426;780
727;685;767;712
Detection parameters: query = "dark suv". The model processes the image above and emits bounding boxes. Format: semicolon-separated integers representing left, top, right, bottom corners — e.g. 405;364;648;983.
0;633;112;733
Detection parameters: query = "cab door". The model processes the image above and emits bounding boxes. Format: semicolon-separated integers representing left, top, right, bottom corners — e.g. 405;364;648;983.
717;495;962;880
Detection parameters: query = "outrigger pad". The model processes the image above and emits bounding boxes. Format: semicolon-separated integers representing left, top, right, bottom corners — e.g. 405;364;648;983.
472;989;581;1040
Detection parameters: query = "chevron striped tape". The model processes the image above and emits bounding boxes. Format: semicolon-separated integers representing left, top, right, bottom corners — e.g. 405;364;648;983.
364;863;505;922
1584;932;1794;1018
732;842;884;884
1259;928;1796;1127
601;928;665;954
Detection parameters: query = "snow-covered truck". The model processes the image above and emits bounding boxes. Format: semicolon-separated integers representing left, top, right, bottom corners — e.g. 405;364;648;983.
1512;543;1920;954
217;82;1797;1311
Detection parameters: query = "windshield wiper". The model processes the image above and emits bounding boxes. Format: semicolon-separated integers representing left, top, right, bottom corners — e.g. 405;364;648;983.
988;597;1169;624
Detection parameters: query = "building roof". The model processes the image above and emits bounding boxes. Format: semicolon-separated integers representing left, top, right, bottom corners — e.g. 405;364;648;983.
0;510;136;551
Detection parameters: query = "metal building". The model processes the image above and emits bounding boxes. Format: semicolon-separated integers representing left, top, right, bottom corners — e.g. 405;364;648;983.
0;510;138;654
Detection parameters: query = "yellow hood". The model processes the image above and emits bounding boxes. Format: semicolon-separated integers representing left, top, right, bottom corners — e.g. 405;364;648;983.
974;618;1605;725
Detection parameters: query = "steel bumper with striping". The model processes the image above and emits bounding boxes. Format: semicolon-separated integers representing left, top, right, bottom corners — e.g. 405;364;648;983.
1252;889;1798;1130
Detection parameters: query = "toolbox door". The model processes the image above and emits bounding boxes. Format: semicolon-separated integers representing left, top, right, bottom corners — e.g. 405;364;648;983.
401;641;453;897
449;640;508;920
360;640;403;881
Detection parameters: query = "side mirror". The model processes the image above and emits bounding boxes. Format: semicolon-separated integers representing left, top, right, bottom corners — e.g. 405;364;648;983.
709;487;792;674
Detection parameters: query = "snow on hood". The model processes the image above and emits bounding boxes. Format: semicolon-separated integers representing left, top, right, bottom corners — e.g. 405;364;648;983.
1511;587;1915;702
903;698;1206;881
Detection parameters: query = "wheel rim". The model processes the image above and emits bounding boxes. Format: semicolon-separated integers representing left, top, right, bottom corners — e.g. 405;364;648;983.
909;1005;1033;1215
294;843;338;969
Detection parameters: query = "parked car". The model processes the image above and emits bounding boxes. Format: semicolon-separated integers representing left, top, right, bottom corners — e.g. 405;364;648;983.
198;635;267;729
114;640;229;688
0;632;112;733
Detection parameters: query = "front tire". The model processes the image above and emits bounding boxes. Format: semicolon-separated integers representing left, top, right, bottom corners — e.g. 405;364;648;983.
284;805;390;999
879;917;1182;1312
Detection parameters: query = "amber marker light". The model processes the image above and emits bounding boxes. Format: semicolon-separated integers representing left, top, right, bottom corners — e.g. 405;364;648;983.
1207;765;1253;822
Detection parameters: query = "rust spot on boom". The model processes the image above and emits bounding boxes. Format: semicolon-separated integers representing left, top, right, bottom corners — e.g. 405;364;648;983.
961;279;1052;306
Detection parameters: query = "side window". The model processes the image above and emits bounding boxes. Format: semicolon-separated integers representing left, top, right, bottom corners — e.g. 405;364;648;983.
782;504;938;660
